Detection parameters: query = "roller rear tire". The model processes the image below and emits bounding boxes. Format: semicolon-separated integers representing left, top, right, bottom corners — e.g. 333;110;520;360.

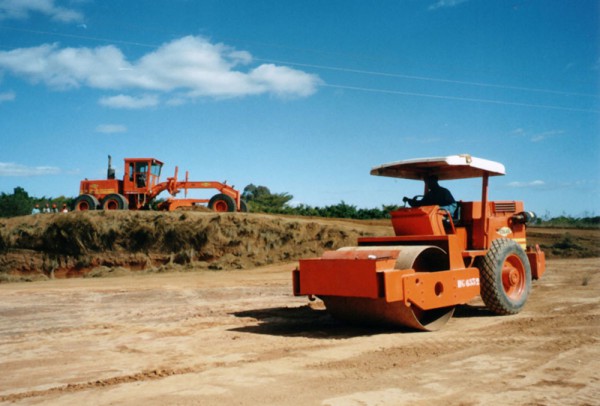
478;238;532;315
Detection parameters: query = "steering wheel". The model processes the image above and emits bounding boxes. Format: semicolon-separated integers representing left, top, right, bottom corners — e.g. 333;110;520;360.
403;195;424;207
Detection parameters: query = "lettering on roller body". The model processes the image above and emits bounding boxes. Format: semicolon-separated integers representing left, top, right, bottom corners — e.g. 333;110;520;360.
457;277;480;289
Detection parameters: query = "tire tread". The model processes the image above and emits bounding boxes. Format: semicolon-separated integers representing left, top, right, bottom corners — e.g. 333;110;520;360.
477;238;531;315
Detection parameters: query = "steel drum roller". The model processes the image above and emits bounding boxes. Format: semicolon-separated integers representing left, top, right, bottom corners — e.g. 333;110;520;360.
320;245;454;331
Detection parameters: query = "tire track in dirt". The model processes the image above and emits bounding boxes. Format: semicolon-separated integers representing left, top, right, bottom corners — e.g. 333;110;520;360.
0;363;219;402
1;258;598;405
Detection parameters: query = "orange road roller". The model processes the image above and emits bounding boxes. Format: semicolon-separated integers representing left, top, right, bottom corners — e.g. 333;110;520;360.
293;154;546;331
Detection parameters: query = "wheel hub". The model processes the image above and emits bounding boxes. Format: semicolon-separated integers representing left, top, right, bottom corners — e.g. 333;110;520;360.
508;268;520;286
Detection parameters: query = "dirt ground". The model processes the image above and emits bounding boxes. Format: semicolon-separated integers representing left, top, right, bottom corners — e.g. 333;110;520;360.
1;254;598;405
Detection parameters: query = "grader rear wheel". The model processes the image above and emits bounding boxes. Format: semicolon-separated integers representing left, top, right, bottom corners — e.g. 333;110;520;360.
478;238;532;315
74;194;100;211
321;245;454;331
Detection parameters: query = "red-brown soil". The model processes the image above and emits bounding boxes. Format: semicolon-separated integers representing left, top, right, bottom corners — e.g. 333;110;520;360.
0;257;598;405
0;212;598;405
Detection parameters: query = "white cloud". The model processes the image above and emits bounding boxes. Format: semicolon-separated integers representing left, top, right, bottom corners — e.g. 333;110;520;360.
428;0;470;11
506;179;598;192
0;43;130;89
99;94;159;109
0;0;83;23
0;162;60;176
249;64;321;98
530;130;564;142
166;97;186;106
0;91;15;102
96;124;127;134
0;36;322;107
507;180;546;188
510;128;565;142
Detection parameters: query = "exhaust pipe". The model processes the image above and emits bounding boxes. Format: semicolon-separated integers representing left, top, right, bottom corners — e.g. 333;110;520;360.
107;155;116;180
512;211;536;225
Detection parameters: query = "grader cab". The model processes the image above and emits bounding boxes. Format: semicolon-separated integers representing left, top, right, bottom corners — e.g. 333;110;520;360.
293;154;545;331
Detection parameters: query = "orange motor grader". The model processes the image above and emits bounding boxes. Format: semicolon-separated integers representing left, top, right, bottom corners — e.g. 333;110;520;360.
293;154;546;331
74;156;247;212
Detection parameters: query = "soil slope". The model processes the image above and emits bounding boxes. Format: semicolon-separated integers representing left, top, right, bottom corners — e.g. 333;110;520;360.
0;211;394;281
1;211;598;282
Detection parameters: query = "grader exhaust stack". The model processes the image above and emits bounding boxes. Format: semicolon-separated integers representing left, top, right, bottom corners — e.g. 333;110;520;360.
107;155;116;180
293;155;546;331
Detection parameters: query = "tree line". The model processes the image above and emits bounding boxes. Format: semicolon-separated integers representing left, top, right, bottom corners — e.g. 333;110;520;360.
0;184;399;219
0;187;73;217
1;185;598;227
241;184;400;219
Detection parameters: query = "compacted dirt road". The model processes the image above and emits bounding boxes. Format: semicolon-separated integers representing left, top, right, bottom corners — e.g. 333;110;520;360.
1;256;598;405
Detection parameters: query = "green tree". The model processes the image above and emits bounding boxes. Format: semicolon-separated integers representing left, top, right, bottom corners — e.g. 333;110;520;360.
0;187;33;217
242;184;293;212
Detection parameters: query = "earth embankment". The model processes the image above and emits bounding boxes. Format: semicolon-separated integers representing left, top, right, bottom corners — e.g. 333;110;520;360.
0;211;393;281
0;211;597;282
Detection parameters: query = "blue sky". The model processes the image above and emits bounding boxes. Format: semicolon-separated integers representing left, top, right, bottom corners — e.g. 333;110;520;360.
0;0;598;217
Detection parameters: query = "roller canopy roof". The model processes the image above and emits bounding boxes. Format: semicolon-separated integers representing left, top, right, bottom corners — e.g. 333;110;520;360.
370;154;505;181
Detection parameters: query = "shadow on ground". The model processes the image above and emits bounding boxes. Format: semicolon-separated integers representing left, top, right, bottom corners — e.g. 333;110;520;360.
231;303;499;338
453;304;496;318
230;305;418;338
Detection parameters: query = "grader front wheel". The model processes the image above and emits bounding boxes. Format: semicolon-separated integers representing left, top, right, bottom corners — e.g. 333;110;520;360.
479;238;532;315
102;194;129;210
208;193;236;212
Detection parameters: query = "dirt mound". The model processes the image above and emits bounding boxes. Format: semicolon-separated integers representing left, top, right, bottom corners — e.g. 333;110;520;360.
0;211;392;281
0;212;597;282
528;228;600;258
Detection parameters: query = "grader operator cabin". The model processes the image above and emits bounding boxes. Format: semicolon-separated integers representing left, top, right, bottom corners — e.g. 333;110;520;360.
74;156;247;212
293;154;546;331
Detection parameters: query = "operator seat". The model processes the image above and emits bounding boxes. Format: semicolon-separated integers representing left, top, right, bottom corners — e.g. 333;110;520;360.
442;201;461;233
